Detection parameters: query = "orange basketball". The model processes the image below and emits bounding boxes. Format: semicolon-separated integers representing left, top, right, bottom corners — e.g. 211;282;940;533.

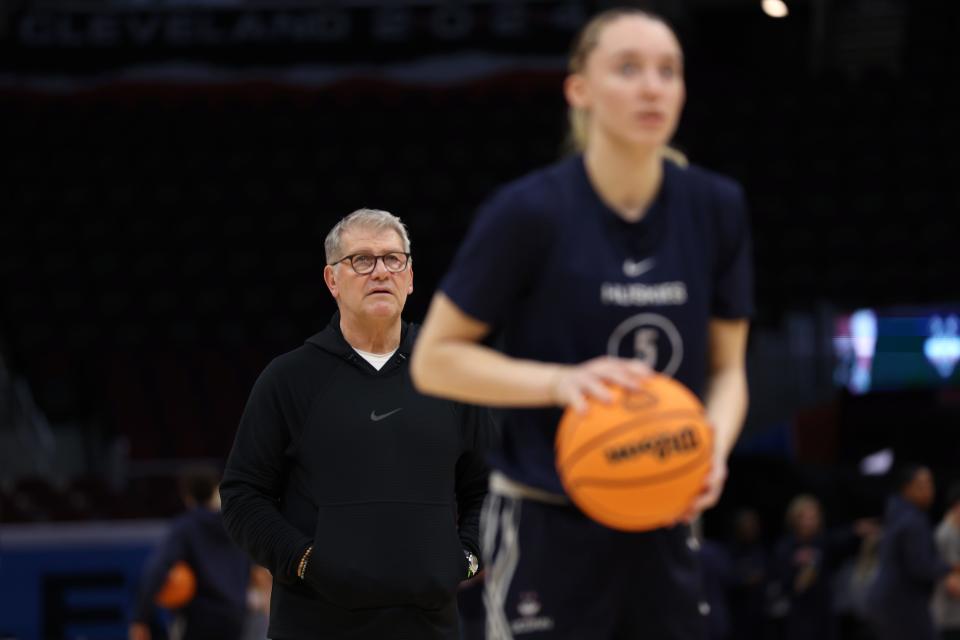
555;374;713;531
154;561;197;609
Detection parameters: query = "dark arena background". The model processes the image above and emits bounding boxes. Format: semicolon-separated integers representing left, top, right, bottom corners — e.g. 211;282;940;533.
1;0;959;638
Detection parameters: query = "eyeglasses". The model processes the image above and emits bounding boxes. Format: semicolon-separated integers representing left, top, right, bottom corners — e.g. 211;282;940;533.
330;252;411;275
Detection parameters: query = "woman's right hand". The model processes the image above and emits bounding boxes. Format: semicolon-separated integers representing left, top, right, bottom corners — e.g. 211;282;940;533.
550;356;652;412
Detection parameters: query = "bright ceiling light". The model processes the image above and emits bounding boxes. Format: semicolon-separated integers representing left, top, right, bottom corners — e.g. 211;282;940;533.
859;448;894;476
762;0;789;18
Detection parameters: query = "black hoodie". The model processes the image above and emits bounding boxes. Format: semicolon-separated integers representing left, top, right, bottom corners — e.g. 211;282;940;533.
220;314;492;639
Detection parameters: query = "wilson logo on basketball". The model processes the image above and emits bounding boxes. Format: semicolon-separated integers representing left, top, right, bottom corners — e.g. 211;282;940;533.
604;427;700;463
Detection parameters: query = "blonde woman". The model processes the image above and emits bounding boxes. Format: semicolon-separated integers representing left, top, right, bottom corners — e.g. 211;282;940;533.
412;8;752;638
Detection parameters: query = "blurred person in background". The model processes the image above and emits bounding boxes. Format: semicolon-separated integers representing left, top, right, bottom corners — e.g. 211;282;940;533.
833;521;882;640
934;482;960;640
220;209;492;640
129;467;250;640
770;494;879;640
866;465;960;640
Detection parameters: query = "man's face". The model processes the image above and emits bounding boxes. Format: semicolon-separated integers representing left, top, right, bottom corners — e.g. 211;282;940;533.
323;226;413;323
906;468;935;511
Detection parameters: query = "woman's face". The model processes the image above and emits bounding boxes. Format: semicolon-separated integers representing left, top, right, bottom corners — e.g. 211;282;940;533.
569;16;686;151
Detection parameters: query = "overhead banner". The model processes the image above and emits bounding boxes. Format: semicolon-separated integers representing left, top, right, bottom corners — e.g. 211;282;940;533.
3;1;596;72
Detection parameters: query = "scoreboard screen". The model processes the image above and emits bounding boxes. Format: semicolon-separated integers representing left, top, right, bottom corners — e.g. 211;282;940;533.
833;306;960;395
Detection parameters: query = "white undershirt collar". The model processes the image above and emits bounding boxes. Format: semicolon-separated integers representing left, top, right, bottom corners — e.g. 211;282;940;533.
352;347;398;371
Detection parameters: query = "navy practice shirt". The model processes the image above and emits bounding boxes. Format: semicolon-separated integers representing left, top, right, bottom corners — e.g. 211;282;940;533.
441;154;753;494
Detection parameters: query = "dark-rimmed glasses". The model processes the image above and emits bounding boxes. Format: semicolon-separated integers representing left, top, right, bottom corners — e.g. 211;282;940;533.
330;252;411;275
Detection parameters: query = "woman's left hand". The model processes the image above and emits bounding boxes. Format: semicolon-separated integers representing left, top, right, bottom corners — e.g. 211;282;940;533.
682;449;728;523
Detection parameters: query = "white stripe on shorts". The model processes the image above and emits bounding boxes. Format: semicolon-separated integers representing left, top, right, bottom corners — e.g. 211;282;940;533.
482;489;523;640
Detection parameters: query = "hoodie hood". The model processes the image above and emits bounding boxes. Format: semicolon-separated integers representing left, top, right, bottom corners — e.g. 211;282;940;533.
305;312;417;362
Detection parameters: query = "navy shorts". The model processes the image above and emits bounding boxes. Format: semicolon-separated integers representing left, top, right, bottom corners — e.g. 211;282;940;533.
481;491;709;640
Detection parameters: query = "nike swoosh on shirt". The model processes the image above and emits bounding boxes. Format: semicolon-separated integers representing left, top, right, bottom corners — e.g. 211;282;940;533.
370;408;403;422
623;258;656;278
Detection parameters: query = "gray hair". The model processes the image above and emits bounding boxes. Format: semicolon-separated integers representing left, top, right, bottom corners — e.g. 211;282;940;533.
324;208;412;264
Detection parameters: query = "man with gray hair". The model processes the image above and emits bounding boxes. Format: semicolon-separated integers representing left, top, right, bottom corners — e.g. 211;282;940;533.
221;209;491;639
